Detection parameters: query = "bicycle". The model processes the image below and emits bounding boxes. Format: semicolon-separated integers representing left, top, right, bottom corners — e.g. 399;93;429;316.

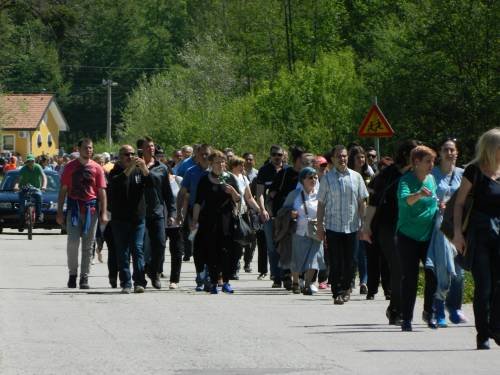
20;185;41;240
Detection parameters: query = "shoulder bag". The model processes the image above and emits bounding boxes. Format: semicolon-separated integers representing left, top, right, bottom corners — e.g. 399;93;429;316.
440;165;478;241
301;191;320;242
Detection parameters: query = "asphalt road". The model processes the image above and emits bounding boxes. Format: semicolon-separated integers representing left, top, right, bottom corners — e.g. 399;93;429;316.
1;228;499;375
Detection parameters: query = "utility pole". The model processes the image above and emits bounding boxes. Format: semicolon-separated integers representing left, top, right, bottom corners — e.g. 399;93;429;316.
102;79;118;148
373;96;380;158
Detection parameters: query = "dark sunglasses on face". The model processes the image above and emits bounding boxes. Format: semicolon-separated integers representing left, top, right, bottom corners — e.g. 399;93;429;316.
368;154;377;158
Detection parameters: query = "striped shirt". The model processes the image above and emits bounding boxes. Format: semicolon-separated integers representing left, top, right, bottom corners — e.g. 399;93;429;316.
318;167;369;233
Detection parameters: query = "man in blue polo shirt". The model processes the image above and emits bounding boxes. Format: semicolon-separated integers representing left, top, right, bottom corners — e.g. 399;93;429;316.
176;144;211;290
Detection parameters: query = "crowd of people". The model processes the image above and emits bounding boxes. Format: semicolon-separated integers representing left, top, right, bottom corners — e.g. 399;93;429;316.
7;127;499;350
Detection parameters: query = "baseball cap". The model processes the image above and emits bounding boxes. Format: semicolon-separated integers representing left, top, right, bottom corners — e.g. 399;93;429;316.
26;154;35;162
315;156;328;166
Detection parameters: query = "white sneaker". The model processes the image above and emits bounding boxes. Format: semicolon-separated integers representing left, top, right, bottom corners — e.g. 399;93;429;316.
309;284;318;293
169;282;178;289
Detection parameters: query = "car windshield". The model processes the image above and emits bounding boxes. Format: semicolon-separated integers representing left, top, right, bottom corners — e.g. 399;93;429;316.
0;172;60;192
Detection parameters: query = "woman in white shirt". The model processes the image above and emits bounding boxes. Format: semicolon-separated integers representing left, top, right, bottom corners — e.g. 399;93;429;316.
284;167;326;295
229;157;262;278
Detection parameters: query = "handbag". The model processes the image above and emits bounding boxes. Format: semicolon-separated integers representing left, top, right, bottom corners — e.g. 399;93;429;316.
232;202;254;246
440;165;478;241
301;191;320;242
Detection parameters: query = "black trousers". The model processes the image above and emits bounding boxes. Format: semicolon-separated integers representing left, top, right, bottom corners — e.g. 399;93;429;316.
103;223;117;282
182;211;192;259
256;229;268;274
376;223;402;314
145;216;166;278
469;213;500;341
366;239;391;296
397;232;436;322
327;230;357;297
199;219;233;284
164;227;184;283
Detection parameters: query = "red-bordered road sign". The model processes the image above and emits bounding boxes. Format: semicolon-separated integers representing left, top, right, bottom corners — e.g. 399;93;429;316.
358;104;394;138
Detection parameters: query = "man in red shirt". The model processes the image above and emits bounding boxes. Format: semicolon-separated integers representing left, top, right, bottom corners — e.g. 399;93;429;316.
57;138;108;289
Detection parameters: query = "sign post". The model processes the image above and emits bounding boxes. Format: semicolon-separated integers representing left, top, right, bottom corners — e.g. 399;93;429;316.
358;97;394;159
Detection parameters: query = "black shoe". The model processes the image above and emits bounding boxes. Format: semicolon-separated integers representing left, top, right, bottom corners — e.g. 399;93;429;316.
79;276;89;289
283;279;293;291
423;310;438;329
386;307;402;325
360;284;368;295
333;296;344;305
366;294;375;300
151;277;161;289
401;320;412;332
385;294;391;301
109;279;117;288
183;256;191;262
302;287;313;296
271;281;282;288
67;275;77;288
477;336;490;350
244;264;252;273
342;292;350;302
490;331;500;346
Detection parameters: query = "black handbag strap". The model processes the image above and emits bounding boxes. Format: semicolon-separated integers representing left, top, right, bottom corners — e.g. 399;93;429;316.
301;190;310;219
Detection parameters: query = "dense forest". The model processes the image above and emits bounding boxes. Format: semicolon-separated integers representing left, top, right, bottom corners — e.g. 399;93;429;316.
0;0;498;160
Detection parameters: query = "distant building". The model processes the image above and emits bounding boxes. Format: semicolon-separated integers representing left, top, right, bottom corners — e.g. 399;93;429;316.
0;94;69;157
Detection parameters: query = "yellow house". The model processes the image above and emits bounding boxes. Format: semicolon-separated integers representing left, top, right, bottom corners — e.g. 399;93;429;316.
0;94;69;158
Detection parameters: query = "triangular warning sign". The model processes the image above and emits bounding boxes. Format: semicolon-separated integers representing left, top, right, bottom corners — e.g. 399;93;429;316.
358;104;394;138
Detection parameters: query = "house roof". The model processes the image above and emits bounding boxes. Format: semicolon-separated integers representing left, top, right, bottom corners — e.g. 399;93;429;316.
0;94;69;131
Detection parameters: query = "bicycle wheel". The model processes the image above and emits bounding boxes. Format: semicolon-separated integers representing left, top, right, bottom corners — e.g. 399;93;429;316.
27;206;33;240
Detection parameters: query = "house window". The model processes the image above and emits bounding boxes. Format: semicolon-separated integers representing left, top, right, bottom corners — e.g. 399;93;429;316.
2;135;15;151
47;134;53;147
37;134;43;148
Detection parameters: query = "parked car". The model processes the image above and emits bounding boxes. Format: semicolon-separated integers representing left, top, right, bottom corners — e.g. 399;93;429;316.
0;169;65;233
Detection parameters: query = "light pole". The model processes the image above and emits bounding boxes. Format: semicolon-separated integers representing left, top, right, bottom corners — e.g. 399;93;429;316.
102;79;118;148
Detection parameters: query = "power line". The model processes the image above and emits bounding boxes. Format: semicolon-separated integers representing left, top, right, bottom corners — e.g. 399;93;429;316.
0;64;171;71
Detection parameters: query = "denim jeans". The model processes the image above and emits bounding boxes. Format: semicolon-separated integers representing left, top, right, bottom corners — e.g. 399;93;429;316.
66;212;98;277
112;219;146;288
19;189;42;221
446;259;465;310
263;219;282;282
353;239;368;285
145;216;166;277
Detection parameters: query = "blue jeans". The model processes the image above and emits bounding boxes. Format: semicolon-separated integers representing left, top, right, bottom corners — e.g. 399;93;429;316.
112;219;146;288
353;239;368;285
263;219;282;283
446;260;464;310
19;190;42;221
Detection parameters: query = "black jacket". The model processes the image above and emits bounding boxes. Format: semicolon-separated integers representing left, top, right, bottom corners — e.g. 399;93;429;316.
144;159;175;219
108;163;147;222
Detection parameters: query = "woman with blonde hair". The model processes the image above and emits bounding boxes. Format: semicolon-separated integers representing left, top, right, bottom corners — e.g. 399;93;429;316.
453;128;500;350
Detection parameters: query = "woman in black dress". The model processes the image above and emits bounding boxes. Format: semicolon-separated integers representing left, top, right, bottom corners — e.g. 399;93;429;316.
191;150;241;294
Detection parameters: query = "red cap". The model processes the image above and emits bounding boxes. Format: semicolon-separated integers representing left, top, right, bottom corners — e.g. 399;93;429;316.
315;156;328;166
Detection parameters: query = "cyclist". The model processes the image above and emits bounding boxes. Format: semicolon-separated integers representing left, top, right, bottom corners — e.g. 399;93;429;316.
14;154;47;227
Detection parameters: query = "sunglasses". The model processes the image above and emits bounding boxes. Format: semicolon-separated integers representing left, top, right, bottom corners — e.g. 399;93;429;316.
271;152;283;157
367;154;377;158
